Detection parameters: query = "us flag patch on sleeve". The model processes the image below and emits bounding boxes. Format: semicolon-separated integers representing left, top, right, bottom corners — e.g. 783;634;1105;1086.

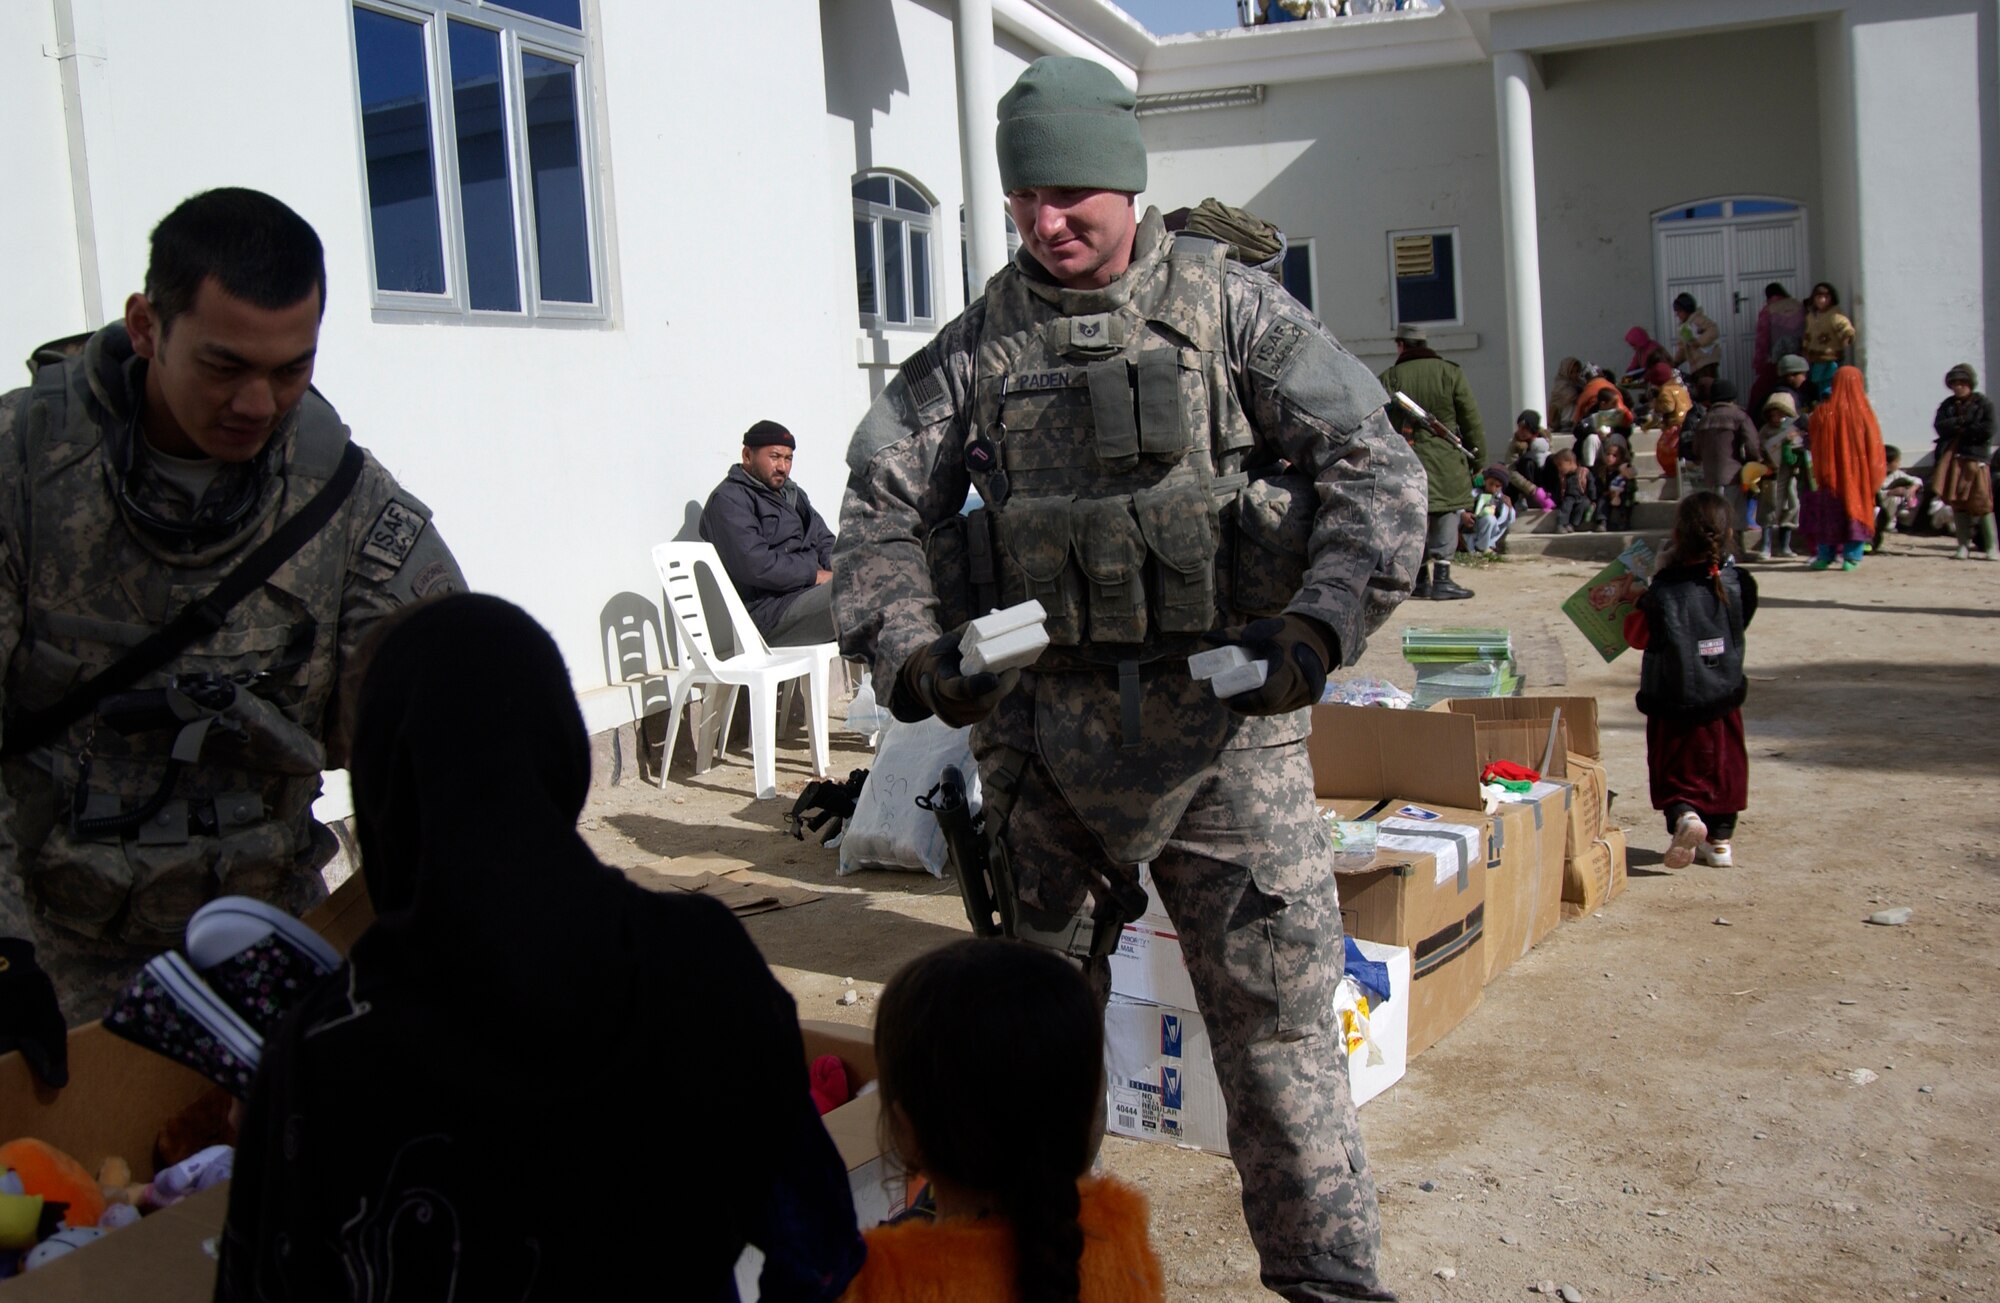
899;344;952;422
362;500;427;570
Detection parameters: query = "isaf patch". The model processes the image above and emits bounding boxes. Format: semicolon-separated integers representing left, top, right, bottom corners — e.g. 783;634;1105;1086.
362;500;426;571
1249;319;1307;379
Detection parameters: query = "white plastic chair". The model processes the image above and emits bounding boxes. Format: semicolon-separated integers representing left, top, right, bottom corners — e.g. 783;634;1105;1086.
652;542;830;799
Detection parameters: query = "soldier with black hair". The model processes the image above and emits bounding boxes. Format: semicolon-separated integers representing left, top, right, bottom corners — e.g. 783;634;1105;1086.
0;189;462;1060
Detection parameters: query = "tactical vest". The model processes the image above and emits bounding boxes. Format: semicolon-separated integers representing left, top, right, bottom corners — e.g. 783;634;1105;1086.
1637;567;1746;719
963;233;1302;666
3;352;353;947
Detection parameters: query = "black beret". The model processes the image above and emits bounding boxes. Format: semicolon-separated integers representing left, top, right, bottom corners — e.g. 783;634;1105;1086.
744;420;795;449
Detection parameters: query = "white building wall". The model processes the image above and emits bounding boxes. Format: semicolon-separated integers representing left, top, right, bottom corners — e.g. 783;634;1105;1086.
1532;25;1825;384
822;0;1039;419
1843;0;1996;441
2;5;88;341
1141;64;1517;445
0;1;856;698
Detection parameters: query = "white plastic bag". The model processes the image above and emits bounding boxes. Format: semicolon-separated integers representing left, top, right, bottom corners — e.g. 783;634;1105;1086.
837;716;981;877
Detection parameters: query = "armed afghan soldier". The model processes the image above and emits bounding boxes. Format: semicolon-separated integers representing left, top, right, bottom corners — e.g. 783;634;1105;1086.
0;189;463;1079
833;56;1423;1303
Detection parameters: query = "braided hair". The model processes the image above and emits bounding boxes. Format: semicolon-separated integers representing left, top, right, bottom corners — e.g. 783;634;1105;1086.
874;940;1104;1303
1672;490;1734;602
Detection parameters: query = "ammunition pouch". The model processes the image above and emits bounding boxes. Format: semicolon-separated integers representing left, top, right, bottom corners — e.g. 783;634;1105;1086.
924;507;1000;635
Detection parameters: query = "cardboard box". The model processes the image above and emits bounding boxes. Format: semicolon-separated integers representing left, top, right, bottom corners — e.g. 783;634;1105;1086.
1561;826;1630;919
1493;781;1571;954
1439;695;1602;760
0;1025;225;1300
1562;752;1610;858
1477;790;1558;984
1307;705;1489;1057
1317;795;1486;1058
1104;997;1231;1155
1108;868;1200;1011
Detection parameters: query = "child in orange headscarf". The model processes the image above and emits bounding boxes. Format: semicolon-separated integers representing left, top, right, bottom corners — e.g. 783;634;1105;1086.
1797;366;1887;570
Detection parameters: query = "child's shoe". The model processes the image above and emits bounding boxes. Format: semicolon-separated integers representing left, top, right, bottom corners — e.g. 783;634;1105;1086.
1696;839;1734;867
1664;811;1707;870
185;896;343;1039
1808;557;1832;571
1841;560;1859;571
102;952;263;1097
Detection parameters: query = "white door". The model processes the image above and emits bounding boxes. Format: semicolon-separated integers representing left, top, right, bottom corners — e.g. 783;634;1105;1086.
1654;199;1808;388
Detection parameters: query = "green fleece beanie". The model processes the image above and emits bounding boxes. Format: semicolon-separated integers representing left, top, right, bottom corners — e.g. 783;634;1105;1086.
996;57;1146;194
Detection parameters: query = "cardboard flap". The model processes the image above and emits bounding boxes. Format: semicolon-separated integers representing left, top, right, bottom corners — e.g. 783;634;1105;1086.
1468;719;1570;779
1308;704;1484;810
800;1019;878;1088
1439;695;1601;760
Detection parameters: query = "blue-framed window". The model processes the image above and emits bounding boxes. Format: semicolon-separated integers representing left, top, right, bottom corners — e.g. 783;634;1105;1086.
351;0;604;321
1280;239;1315;312
1390;227;1459;327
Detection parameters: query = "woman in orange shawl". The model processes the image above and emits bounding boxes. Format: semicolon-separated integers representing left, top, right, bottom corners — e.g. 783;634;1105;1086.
1799;366;1887;570
1572;374;1633;429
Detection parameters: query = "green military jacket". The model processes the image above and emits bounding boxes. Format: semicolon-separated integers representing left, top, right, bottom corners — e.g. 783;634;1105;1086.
0;325;464;959
832;210;1427;861
1377;350;1487;514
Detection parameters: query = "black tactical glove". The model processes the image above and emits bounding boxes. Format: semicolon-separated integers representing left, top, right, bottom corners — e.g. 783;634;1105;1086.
892;628;1021;729
0;938;69;1088
1203;614;1337;717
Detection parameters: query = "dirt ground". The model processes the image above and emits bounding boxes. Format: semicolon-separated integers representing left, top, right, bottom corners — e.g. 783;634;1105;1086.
578;529;2000;1303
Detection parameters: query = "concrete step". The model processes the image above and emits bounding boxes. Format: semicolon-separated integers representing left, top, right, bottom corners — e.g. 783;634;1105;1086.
1499;528;1669;563
1517;500;1676;533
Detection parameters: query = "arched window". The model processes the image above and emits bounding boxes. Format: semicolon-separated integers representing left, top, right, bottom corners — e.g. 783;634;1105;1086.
853;173;935;327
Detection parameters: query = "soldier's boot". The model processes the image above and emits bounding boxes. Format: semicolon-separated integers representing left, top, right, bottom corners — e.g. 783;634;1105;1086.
1427;562;1474;600
1411;563;1432;600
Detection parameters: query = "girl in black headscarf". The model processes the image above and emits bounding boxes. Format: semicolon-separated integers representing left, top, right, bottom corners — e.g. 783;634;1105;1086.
216;594;861;1302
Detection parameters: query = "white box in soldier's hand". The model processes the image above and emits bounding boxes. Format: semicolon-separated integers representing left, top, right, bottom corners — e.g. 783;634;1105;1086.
960;600;1048;674
1187;644;1268;698
961;624;1048;675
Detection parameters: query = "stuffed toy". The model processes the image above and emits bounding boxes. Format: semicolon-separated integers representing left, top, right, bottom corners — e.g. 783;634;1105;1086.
0;1139;104;1228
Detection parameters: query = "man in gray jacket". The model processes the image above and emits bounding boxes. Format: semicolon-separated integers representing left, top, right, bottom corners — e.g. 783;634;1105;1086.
700;421;837;646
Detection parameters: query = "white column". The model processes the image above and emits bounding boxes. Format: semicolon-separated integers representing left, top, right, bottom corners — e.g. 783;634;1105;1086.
955;0;1008;293
1492;51;1546;424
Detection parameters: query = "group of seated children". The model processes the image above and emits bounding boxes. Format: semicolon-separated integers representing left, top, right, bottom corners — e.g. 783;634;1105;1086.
1479;408;1637;544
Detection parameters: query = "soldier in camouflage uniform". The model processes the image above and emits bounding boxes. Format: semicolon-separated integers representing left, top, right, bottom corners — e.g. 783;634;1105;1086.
0;189;463;1041
833;57;1423;1303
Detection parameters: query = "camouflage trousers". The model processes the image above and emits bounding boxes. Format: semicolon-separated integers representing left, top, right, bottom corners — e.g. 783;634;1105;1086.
993;739;1391;1302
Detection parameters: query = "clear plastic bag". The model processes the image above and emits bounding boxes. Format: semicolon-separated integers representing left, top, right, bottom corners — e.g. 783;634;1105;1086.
843;672;893;735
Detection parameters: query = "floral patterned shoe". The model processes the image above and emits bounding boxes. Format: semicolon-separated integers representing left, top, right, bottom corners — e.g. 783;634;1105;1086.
102;952;263;1097
185;897;343;1039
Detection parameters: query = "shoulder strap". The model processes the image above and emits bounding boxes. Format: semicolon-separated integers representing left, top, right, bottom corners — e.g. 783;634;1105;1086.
2;442;365;757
